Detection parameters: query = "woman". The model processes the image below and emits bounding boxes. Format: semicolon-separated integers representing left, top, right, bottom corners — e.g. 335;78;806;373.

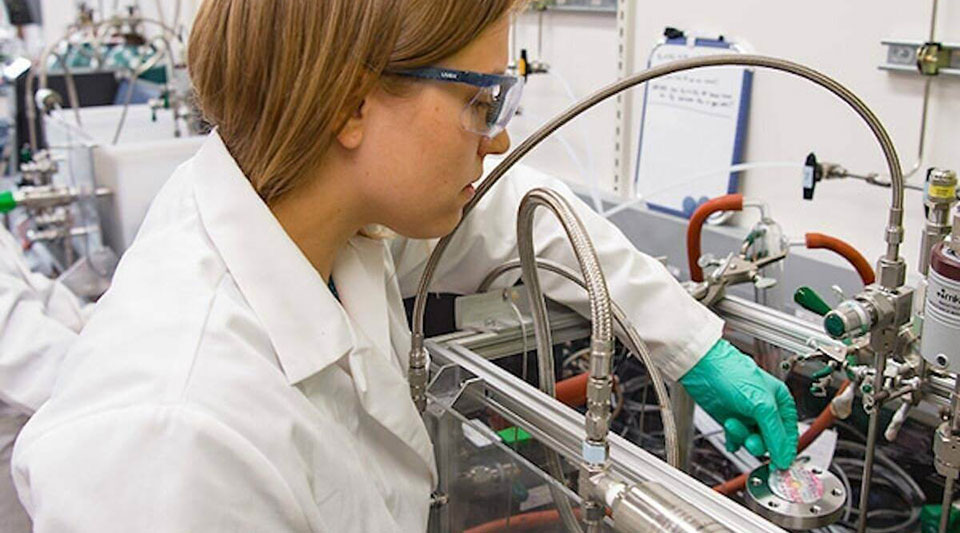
12;1;797;531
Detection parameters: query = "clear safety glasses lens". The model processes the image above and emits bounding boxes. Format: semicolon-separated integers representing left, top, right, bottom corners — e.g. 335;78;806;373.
460;76;524;138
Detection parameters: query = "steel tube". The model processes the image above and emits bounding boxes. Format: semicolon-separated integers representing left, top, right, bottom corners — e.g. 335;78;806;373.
410;53;905;409
856;352;887;533
941;471;955;533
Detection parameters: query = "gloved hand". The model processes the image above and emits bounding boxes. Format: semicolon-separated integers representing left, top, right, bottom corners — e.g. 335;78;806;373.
679;339;799;470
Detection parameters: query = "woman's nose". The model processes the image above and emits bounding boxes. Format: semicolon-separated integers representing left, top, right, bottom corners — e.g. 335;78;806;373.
480;129;511;156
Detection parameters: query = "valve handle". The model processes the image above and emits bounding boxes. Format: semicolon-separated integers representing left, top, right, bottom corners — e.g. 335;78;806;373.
754;276;777;290
0;191;16;214
794;286;832;316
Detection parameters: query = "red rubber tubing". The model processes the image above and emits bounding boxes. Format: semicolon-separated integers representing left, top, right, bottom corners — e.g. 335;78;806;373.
555;372;589;407
687;194;744;282
805;232;875;286
463;508;584;533
713;380;851;496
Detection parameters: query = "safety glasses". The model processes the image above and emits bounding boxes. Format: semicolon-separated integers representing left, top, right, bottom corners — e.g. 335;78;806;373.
386;67;524;139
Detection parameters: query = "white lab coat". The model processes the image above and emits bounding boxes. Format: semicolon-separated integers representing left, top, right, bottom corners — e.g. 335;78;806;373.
0;227;88;533
12;131;722;532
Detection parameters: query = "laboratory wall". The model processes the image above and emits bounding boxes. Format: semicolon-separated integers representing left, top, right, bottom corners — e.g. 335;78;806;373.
511;2;960;280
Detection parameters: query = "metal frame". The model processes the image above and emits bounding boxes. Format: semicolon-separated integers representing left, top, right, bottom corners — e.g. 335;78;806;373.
426;338;786;532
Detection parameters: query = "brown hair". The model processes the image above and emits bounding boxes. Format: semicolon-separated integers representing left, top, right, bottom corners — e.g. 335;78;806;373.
188;0;525;204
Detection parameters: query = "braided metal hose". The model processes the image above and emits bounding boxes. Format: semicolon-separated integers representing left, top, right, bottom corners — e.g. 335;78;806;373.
517;188;615;533
409;53;906;413
477;257;680;469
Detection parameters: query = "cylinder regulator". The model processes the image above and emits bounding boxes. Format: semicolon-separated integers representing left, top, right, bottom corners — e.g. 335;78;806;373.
922;210;960;372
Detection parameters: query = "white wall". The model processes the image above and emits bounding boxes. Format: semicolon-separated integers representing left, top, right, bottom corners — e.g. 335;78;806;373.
510;2;960;279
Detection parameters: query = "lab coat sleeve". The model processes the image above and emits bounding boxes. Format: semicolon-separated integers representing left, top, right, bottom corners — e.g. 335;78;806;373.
0;227;89;415
13;404;315;533
392;165;723;381
0;271;79;415
0;227;90;332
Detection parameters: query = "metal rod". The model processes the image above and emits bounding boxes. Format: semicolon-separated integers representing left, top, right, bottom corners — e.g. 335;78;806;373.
941;471;955;533
930;0;940;42
409;53;905;409
903;0;940;179
856;352;887;533
941;377;960;533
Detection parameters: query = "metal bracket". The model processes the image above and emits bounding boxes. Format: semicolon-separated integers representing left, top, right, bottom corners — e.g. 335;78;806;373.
427;363;489;415
880;40;960;76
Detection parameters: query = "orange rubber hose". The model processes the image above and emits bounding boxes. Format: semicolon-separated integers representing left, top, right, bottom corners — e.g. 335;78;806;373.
463;508;584;533
805;233;875;285
687;194;744;282
556;372;589;407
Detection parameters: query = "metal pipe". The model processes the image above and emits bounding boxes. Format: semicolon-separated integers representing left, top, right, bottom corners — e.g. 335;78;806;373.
940;378;960;533
409;53;905;409
476;257;680;468
930;0;940;42
940;475;954;533
856;352;887;533
517;188;615;533
714;294;960;407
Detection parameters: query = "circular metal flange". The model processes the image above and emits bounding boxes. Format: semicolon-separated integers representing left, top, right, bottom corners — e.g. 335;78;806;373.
744;456;846;530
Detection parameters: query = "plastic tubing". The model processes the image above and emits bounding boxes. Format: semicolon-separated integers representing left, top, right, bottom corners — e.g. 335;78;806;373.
713;380;851;496
805;233;876;285
686;194;744;282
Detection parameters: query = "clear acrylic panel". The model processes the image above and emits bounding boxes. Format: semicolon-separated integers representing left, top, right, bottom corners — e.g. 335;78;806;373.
426;396;613;533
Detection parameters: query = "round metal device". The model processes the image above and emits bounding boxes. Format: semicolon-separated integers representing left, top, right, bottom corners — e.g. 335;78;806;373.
744;456;845;530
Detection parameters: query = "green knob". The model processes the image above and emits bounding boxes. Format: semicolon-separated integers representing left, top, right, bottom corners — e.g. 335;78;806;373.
811;365;834;379
861;383;873;394
0;191;16;214
825;313;847;338
794;286;832;316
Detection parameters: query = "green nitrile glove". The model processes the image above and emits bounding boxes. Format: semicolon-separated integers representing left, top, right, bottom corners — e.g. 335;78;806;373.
680;339;799;470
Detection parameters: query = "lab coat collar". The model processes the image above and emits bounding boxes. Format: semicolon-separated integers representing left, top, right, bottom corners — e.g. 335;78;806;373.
332;239;395;370
333;235;438;484
192;131;353;385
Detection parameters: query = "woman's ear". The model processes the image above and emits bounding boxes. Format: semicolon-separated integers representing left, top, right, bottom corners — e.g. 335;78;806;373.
336;100;366;149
